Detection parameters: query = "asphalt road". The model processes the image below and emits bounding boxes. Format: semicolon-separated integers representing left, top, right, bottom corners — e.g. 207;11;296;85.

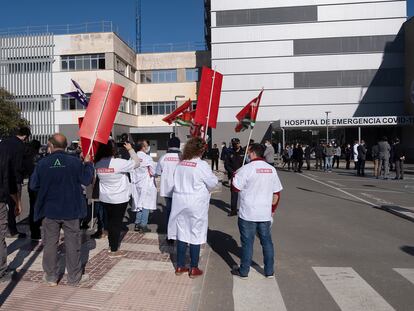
200;168;414;311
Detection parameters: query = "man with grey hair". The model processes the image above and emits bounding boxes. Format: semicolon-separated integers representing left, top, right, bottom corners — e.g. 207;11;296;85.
30;133;94;286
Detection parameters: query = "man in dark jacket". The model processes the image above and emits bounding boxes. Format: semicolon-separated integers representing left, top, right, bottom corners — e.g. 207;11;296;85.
378;136;391;179
393;138;405;180
30;133;94;286
314;143;324;170
0;142;20;282
344;144;352;169
224;138;244;216
0;126;31;238
357;140;367;177
210;144;220;171
304;145;312;170
371;142;380;178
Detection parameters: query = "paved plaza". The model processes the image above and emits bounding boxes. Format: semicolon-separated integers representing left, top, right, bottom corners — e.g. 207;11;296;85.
1;163;413;310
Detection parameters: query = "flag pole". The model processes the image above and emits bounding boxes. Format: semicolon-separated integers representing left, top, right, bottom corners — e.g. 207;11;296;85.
203;67;217;140
86;82;112;156
243;127;253;165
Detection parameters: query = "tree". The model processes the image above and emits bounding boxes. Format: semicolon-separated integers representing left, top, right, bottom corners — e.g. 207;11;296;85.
0;88;29;139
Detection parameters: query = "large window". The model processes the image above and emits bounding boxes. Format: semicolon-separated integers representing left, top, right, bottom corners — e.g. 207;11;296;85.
131;100;138;115
185;68;200;82
140;69;177;84
140;101;176;115
61;54;105;71
115;57;128;76
8;58;51;73
61;94;90;110
119;97;128;112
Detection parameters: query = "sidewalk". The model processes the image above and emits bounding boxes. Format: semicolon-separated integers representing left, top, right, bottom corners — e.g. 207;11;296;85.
0;230;209;310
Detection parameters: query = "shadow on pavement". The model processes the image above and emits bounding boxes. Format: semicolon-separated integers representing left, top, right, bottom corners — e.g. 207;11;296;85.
210;199;231;214
400;245;414;256
296;187;371;207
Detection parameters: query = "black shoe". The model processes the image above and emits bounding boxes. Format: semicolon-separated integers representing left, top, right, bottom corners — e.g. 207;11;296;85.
228;210;238;217
134;224;141;232
166;238;174;245
231;268;248;280
8;232;27;239
90;231;103;239
0;270;15;283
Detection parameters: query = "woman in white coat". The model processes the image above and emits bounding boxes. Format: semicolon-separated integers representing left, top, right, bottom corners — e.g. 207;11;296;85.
168;137;218;278
131;140;157;233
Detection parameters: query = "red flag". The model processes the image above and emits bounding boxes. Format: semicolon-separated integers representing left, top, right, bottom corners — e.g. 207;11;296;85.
78;117;100;160
162;99;192;125
79;79;124;144
235;90;263;132
194;67;223;128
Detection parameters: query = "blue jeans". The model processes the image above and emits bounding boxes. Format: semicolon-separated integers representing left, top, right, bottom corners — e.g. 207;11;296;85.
135;208;149;226
165;197;172;228
94;201;107;231
176;240;201;268
238;217;274;276
325;156;333;171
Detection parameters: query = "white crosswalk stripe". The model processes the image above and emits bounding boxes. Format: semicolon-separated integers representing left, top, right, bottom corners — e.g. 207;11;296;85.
232;269;287;311
393;268;414;285
313;267;395;311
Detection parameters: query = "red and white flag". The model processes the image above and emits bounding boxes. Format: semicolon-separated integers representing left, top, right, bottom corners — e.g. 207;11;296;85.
235;90;264;132
79;79;124;145
162;99;193;126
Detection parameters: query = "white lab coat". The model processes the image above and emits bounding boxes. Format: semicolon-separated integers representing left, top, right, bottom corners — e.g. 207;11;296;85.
131;151;157;211
168;157;218;245
353;143;359;162
155;151;180;198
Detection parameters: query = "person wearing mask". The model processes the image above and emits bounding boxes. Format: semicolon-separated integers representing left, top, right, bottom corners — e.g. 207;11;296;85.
30;133;94;286
156;137;181;244
371;141;380;179
357;140;367;177
132;140;157;233
324;143;335;172
378;136;391;179
333;144;341;169
281;145;291;170
231;143;283;279
344;144;352;170
220;142;228;163
95;140;140;257
352;141;359;170
224;138;245;217
263;139;275;167
0;140;20;282
0;126;31;238
304;144;312;170
168;137;218;278
210;143;220;171
314;143;324;170
393;138;405;180
292;143;304;173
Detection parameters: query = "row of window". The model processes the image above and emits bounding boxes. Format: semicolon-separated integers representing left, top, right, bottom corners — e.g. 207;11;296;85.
140;101;177;115
61;54;105;71
7;59;51;73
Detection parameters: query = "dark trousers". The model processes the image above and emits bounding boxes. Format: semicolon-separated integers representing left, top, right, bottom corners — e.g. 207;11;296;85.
305;158;310;170
0;203;8;276
211;158;218;171
395;160;404;179
29;189;42;239
230;190;239;213
7;197;18;235
315;157;323;169
102;202;128;252
94;201;107;233
176;240;201;268
357;159;366;176
42;218;82;284
345;159;350;169
333;156;340;168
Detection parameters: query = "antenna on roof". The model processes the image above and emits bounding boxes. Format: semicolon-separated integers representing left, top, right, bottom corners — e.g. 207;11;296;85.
135;0;142;53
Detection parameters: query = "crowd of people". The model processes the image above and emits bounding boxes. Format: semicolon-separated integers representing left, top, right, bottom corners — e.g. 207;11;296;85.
280;137;406;179
0;127;283;285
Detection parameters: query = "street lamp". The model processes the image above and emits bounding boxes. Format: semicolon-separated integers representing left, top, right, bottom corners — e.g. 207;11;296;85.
174;95;186;137
325;111;331;144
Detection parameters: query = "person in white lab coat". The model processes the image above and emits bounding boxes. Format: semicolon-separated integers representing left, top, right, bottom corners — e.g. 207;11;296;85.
155;136;181;244
131;140;157;233
168;137;218;278
231;143;283;279
95;140;140;258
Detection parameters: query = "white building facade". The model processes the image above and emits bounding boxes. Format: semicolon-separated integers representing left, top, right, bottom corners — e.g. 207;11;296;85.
0;30;209;153
208;0;409;147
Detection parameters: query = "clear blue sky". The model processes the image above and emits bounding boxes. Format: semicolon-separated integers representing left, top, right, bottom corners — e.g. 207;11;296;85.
0;0;413;46
0;0;205;47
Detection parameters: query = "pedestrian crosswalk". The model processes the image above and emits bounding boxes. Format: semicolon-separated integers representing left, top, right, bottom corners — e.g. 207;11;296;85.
232;267;414;311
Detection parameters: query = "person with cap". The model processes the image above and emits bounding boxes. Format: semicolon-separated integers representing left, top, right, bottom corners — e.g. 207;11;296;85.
131;140;157;233
231;143;283;279
30;133;94;286
156;136;181;243
168;137;218;278
224;138;245;216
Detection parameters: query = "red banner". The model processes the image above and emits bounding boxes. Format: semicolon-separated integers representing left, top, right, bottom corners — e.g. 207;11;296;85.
162;99;192;125
79;79;124;144
78;117;100;159
194;67;223;128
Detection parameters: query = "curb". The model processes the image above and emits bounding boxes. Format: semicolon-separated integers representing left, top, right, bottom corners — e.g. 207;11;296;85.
377;205;414;223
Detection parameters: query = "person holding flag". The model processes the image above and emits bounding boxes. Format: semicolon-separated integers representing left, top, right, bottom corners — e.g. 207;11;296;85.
231;143;283;279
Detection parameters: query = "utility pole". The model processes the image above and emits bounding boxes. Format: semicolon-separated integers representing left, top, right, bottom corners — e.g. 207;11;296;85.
135;0;142;53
